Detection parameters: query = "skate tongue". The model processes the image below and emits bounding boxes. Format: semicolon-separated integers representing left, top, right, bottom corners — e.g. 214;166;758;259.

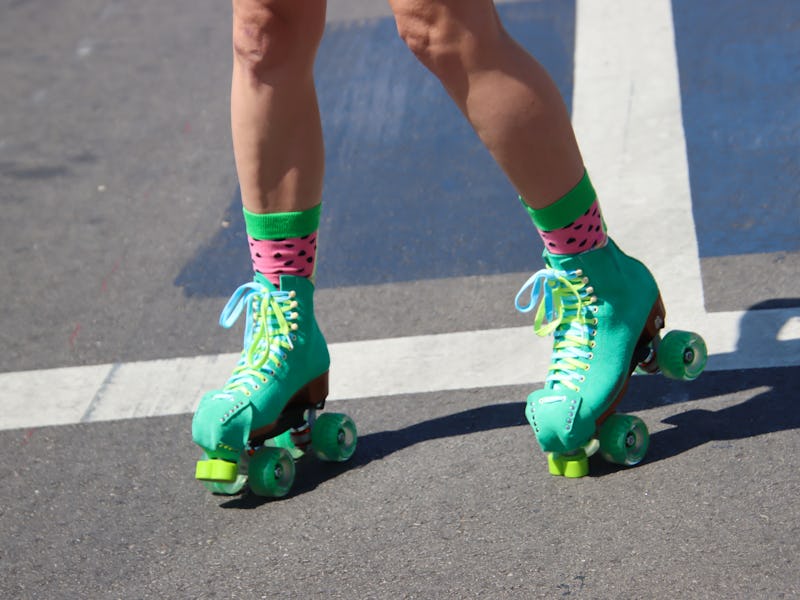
254;272;278;292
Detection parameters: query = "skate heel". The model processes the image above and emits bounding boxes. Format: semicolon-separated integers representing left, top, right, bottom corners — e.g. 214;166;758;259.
640;294;667;346
292;370;329;409
634;295;667;373
248;371;330;443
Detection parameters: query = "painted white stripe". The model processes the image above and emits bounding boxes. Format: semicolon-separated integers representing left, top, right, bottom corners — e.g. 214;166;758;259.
1;1;797;432
0;364;110;430
1;307;797;431
573;0;705;319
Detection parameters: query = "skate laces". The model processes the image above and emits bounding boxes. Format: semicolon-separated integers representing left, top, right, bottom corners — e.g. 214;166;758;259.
215;282;299;398
515;268;598;392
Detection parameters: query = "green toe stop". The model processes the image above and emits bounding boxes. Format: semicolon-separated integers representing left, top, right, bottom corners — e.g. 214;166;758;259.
195;458;238;483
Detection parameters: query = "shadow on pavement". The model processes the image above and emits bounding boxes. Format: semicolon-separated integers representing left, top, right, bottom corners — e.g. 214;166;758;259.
220;400;528;508
622;298;800;470
222;299;799;503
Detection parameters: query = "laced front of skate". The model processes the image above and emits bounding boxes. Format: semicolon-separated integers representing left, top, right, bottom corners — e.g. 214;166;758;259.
212;282;299;403
515;268;598;392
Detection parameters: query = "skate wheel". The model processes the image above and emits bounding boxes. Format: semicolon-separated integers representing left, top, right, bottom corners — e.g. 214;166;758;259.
658;330;708;381
248;447;295;498
204;476;248;496
312;413;357;462
598;414;649;466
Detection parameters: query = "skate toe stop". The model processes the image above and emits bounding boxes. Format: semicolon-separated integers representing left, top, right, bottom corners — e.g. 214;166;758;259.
548;451;589;478
196;458;238;483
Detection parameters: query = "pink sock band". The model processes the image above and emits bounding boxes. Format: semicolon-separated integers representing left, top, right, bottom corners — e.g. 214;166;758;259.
249;234;317;285
538;200;607;255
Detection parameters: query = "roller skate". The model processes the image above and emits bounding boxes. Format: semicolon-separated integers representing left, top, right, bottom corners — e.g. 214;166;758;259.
192;274;357;497
515;238;707;478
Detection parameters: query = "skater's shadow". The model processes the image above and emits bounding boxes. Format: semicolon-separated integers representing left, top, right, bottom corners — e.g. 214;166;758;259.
220;400;528;508
594;298;800;473
222;299;800;504
588;363;798;475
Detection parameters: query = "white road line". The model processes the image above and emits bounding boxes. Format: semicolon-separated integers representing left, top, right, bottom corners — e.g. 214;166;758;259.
573;0;705;319
1;1;797;432
1;307;798;431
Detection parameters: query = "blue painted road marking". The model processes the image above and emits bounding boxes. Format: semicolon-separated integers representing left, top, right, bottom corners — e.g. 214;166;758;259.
673;0;800;258
176;1;577;296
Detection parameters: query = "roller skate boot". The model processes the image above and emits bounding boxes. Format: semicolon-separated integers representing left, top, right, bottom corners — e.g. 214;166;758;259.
516;239;707;477
192;274;357;497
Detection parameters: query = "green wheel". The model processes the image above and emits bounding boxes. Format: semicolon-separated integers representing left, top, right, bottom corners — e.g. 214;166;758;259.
598;414;650;466
658;330;708;381
204;476;248;496
312;413;357;462
248;447;295;498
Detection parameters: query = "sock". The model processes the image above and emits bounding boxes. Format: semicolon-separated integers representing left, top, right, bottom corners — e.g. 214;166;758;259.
243;204;321;286
522;171;607;255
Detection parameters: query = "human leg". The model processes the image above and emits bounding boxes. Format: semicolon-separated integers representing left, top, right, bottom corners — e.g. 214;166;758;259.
388;0;583;208
231;0;326;214
193;0;337;489
389;0;706;475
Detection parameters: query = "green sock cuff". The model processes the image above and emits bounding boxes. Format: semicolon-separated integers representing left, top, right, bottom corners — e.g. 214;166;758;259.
243;203;321;240
521;171;597;231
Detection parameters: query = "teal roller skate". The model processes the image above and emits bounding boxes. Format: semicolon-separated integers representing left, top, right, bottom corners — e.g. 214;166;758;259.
193;274;357;498
516;239;707;478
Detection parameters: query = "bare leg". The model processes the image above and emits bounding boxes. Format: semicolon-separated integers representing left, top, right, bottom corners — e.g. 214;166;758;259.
231;0;327;214
388;0;584;209
193;0;333;481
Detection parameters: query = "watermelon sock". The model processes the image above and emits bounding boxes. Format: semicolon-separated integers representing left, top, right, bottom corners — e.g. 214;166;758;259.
522;172;607;255
243;204;321;286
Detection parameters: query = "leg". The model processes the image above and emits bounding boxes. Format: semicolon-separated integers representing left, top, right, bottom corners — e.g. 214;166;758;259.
390;0;706;476
193;0;335;487
231;0;326;213
388;0;584;208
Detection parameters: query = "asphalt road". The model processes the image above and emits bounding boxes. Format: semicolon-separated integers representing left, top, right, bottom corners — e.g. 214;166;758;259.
1;0;798;598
